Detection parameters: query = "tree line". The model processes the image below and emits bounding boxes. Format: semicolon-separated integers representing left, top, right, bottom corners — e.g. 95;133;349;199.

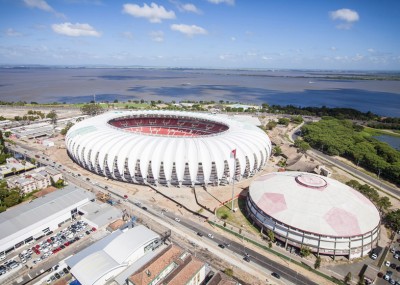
301;118;400;185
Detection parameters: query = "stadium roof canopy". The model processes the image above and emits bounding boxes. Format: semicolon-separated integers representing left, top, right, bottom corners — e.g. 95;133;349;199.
66;110;272;186
249;172;380;237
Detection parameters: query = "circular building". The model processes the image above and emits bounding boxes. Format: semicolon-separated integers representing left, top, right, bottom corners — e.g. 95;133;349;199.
66;110;272;187
247;172;380;259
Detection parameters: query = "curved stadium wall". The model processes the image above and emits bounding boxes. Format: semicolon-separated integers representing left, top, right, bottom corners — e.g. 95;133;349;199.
66;110;272;187
246;172;380;259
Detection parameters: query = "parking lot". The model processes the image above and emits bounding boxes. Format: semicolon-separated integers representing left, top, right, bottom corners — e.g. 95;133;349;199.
376;233;400;285
0;218;97;284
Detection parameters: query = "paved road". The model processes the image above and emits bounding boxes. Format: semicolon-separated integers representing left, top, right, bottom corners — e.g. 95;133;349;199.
162;213;319;285
288;127;400;196
308;149;400;196
7;143;322;285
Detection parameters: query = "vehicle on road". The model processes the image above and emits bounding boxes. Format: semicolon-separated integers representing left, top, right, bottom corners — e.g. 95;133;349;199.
218;244;225;249
174;218;180;222
243;256;250;262
197;232;203;237
271;272;281;279
207;234;214;239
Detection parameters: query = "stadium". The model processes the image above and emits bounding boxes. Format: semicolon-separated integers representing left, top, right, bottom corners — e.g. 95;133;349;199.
246;172;380;259
65;110;272;187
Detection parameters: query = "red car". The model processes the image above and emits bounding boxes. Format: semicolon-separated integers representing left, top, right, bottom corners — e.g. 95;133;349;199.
64;242;70;246
92;227;97;231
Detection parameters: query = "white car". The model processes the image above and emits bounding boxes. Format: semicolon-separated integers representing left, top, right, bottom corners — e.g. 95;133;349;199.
385;261;391;267
208;234;214;239
175;218;181;222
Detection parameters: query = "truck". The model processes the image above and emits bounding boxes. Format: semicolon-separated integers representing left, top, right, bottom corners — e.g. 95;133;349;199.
370;246;382;260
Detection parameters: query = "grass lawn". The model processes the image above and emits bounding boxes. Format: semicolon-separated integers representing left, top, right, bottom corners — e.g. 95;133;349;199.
216;198;260;235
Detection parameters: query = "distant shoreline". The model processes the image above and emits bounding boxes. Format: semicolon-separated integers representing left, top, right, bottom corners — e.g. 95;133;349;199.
1;68;399;117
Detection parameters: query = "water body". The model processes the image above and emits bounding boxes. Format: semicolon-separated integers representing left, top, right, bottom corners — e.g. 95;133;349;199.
1;68;400;117
374;134;400;150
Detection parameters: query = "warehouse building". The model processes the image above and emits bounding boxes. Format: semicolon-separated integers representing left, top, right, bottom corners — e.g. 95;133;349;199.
66;225;161;285
0;186;95;257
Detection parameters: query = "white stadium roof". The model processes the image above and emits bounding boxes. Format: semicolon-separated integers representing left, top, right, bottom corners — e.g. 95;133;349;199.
66;110;272;186
66;225;159;285
249;172;380;237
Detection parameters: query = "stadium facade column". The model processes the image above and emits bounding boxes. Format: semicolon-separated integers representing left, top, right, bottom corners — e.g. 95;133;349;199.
317;235;321;256
333;237;337;260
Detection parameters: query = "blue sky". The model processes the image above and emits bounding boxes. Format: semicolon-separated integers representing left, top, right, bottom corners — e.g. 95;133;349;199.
0;0;399;70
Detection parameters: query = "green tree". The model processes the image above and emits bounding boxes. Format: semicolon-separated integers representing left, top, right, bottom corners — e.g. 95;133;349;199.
385;209;400;231
61;122;74;135
344;272;352;284
291;115;304;124
273;146;282;156
377;196;392;212
80;104;103;116
314;255;321;269
278;117;290;126
266;120;277;130
294;139;311;153
266;229;275;242
300;246;311;257
4;191;21;207
11;167;16;175
46;110;58;124
224;268;233;277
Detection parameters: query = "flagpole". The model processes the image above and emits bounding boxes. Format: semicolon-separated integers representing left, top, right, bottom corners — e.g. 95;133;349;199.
231;151;236;212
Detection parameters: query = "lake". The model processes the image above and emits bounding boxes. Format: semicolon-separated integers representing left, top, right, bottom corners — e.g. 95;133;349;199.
1;68;400;117
374;134;400;150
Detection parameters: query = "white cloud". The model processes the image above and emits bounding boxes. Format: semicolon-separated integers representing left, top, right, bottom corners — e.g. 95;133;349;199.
208;0;234;5
181;3;201;14
24;0;53;12
330;8;359;22
330;46;337;51
122;3;176;23
52;22;101;37
150;30;164;42
330;8;359;29
352;53;364;61
231;36;236;41
5;28;23;37
24;0;66;18
170;24;207;36
367;48;375;53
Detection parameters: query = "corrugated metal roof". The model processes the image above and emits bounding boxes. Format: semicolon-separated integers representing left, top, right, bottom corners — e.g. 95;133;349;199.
0;186;94;241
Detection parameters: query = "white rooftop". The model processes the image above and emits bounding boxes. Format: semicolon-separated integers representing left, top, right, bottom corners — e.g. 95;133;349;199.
66;225;159;285
0;186;94;249
249;172;380;237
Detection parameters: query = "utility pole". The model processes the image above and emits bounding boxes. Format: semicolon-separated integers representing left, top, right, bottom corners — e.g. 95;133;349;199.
231;149;236;212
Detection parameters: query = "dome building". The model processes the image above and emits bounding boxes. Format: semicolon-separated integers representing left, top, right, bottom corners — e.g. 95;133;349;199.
66;110;272;187
246;172;380;259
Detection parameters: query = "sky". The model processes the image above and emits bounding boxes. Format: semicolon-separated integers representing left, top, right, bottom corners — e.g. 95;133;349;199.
0;0;399;70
